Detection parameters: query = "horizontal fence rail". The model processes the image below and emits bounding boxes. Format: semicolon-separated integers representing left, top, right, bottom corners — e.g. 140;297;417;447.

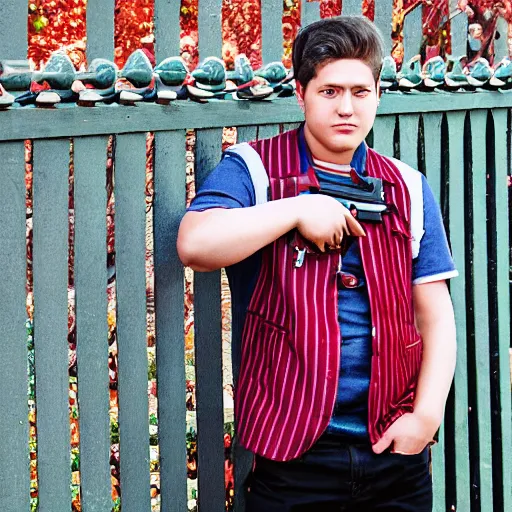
3;92;512;141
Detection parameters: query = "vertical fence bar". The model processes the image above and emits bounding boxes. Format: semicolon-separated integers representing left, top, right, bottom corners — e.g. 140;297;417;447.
372;115;396;158
341;0;362;16
86;0;115;62
0;0;28;59
446;112;471;512
423;114;443;201
237;126;258;145
257;124;281;140
422;113;446;512
403;4;423;63
374;0;393;55
450;0;468;58
0;142;30;512
398;114;420;169
154;0;182;63
154;130;188;512
261;0;283;64
490;109;512;512
301;0;321;27
495;18;509;62
468;110;494;510
74;136;112;512
231;125;258;512
115;134;151;512
194;128;225;512
198;0;223;62
32;139;72;512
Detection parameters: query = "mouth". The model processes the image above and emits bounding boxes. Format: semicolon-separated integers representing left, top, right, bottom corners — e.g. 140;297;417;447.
333;124;357;133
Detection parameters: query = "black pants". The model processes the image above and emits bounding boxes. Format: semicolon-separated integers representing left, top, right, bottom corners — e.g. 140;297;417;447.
244;434;432;511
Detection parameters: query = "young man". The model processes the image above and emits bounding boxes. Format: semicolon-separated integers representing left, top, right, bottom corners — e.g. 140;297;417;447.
178;16;457;512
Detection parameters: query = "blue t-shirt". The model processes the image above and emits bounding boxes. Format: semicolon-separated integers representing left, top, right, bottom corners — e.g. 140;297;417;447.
188;134;457;441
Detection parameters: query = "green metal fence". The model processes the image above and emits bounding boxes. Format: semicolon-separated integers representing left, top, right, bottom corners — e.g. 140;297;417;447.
0;1;511;512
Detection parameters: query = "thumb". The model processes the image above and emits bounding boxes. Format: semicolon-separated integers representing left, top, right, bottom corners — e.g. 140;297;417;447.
372;431;393;454
343;211;366;237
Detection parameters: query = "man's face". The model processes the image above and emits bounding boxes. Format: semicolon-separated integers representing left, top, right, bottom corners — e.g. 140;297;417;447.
296;59;379;164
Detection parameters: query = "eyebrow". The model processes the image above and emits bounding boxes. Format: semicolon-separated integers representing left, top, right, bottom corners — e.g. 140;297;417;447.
320;83;374;89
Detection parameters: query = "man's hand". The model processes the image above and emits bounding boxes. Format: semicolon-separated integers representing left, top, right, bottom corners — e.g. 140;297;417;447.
294;194;365;252
372;411;440;455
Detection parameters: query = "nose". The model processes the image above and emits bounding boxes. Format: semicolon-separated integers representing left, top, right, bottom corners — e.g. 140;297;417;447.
337;91;354;117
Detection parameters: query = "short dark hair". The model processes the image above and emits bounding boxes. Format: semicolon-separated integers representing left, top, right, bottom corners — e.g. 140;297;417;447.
292;16;384;88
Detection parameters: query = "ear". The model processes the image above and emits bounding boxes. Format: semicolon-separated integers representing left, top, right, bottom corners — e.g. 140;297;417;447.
296;82;305;112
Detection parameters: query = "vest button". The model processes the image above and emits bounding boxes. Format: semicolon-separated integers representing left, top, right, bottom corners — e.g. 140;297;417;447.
339;272;359;289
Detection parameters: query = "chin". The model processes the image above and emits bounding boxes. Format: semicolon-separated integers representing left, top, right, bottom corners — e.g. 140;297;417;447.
326;139;359;153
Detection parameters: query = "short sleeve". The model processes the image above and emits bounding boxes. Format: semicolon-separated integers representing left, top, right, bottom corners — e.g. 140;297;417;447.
413;175;458;285
188;151;256;212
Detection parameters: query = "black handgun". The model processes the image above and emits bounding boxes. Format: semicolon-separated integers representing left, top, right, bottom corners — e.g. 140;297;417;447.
298;167;387;222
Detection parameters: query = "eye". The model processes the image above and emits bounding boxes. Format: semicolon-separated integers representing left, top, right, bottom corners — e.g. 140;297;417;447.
320;88;336;97
355;89;371;97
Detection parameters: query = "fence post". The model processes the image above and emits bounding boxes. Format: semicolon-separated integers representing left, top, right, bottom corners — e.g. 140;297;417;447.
115;134;152;512
301;0;321;28
342;0;362;16
450;0;468;57
154;130;189;512
403;4;423;63
154;0;182;63
0;0;28;60
495;17;509;62
374;0;394;56
261;0;283;64
198;0;223;62
0;142;31;512
194;128;225;512
86;0;115;62
32;139;73;511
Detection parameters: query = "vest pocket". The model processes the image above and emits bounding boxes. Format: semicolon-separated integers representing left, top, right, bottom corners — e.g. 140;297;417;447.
245;312;291;389
404;336;423;384
404;338;422;349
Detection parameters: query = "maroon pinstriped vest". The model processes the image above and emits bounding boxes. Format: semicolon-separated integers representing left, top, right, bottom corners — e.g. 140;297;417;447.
235;129;423;462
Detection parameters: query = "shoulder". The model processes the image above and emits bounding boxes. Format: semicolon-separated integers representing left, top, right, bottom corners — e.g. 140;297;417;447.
386;157;424;196
225;143;269;205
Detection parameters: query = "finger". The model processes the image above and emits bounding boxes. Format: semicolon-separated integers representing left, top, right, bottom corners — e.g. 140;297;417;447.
372;433;393;454
335;230;344;247
391;444;422;456
391;437;424;455
342;211;365;237
337;218;349;238
314;240;326;253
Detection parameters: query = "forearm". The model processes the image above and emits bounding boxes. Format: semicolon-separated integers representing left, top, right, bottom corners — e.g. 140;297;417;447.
413;282;457;423
177;197;300;271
